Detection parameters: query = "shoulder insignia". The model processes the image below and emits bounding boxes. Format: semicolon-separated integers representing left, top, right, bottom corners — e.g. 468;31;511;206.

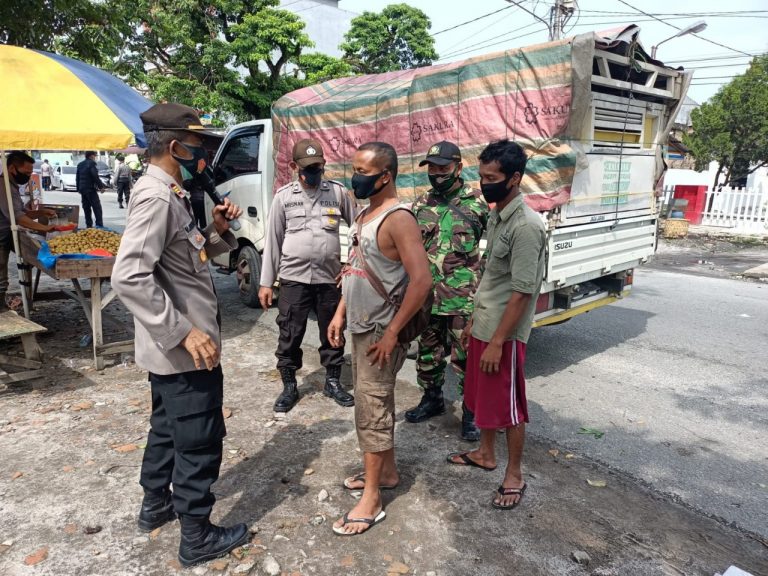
169;183;185;198
326;179;347;189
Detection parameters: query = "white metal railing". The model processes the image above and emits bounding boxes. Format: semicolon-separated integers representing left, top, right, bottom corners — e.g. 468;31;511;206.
702;187;768;232
660;185;768;233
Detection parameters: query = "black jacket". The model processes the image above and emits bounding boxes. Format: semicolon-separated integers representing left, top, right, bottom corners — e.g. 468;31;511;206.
76;158;104;193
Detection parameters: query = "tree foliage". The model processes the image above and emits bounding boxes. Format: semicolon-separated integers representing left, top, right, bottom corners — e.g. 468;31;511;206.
684;55;768;186
0;0;113;65
104;0;347;121
341;3;438;75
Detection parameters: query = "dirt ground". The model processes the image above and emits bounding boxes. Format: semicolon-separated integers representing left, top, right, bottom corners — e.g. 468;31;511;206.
1;252;767;576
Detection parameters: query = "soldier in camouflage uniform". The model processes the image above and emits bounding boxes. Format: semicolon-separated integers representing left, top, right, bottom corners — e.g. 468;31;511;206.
405;141;489;441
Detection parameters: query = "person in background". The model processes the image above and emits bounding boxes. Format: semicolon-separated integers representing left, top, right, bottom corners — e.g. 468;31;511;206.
0;151;55;311
406;141;489;441
111;103;248;567
329;141;432;535
259;139;357;413
446;139;545;511
76;151;105;227
114;154;133;209
40;159;52;191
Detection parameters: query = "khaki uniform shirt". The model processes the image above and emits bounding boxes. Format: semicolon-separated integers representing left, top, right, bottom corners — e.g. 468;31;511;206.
260;179;356;287
471;194;546;344
112;165;238;375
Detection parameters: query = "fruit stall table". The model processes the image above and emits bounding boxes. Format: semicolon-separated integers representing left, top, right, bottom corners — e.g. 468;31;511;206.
18;230;134;370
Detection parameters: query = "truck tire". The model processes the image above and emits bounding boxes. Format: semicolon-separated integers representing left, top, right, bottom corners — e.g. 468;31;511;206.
235;245;261;308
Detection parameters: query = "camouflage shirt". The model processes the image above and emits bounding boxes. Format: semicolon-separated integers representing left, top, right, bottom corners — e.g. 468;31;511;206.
412;181;489;316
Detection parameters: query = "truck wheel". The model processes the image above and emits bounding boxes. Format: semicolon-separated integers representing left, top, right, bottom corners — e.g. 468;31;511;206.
236;245;261;308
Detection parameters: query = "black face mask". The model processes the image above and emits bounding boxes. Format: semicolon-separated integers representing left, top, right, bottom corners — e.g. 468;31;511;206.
351;171;386;200
480;176;512;203
11;170;30;186
172;141;209;179
300;165;323;188
428;167;459;194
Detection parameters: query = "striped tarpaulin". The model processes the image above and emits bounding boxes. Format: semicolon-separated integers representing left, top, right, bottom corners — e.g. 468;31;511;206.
273;36;586;211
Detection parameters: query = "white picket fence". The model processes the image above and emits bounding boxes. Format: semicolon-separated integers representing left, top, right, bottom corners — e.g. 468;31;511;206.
661;186;768;234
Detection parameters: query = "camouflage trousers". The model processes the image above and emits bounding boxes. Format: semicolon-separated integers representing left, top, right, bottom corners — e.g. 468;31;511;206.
416;314;468;395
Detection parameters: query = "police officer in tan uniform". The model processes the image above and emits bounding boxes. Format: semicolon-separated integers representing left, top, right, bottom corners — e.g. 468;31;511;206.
259;139;357;412
112;103;248;568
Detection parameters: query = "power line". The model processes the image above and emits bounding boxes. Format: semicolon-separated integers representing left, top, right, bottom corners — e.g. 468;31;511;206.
687;62;755;70
436;23;545;61
615;0;755;58
441;5;522;54
665;53;761;64
431;4;517;36
435;25;549;62
578;9;768;17
438;21;542;60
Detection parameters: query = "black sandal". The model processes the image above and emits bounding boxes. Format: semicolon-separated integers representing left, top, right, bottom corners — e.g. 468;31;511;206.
491;482;527;510
447;451;497;471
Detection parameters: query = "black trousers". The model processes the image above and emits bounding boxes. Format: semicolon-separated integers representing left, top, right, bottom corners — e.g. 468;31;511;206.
275;280;343;372
42;176;51;191
140;366;226;517
79;189;103;227
116;179;131;205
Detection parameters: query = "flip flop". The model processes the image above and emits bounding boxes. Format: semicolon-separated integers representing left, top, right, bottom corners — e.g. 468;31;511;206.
446;452;497;471
491;482;527;510
342;471;398;491
332;509;386;536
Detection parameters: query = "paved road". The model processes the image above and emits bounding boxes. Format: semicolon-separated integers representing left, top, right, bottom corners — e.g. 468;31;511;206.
524;268;768;538
42;188;127;232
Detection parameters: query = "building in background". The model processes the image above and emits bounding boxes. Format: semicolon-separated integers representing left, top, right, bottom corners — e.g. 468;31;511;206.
666;96;698;170
281;0;357;58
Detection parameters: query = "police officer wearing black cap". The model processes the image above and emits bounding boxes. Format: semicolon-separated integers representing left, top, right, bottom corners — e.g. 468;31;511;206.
259;139;357;413
112;103;248;567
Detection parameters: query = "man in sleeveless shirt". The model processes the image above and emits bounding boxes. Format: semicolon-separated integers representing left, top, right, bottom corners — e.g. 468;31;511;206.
329;142;432;535
259;139;357;412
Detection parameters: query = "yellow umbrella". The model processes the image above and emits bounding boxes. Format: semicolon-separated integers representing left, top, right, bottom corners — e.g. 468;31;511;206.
0;45;152;317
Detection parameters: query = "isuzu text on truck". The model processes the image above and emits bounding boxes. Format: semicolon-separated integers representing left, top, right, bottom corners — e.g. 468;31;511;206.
207;25;691;325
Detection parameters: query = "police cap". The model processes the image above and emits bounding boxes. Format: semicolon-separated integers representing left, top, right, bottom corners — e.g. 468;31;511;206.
140;103;220;138
292;138;325;168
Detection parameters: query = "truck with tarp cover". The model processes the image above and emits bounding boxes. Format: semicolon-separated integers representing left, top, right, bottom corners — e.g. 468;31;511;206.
210;25;691;322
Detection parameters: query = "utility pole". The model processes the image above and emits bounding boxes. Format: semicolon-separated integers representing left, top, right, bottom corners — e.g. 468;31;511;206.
549;0;575;41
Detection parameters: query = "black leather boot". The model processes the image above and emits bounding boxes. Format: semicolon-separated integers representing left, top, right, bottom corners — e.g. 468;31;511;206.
137;488;176;532
405;388;446;423
273;368;299;412
461;402;481;441
177;514;249;568
323;366;354;407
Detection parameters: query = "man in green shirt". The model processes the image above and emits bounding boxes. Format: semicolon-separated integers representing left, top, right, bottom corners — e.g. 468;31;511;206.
406;141;489;441
446;139;545;510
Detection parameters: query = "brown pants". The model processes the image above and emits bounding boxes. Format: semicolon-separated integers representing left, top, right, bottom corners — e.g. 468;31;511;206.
352;329;407;453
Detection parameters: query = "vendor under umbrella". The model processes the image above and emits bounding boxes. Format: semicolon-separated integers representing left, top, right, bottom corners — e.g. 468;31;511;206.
0;151;56;311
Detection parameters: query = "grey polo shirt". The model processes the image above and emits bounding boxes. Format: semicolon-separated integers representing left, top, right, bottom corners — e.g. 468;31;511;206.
471;194;546;344
111;165;238;375
260;179;356;287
